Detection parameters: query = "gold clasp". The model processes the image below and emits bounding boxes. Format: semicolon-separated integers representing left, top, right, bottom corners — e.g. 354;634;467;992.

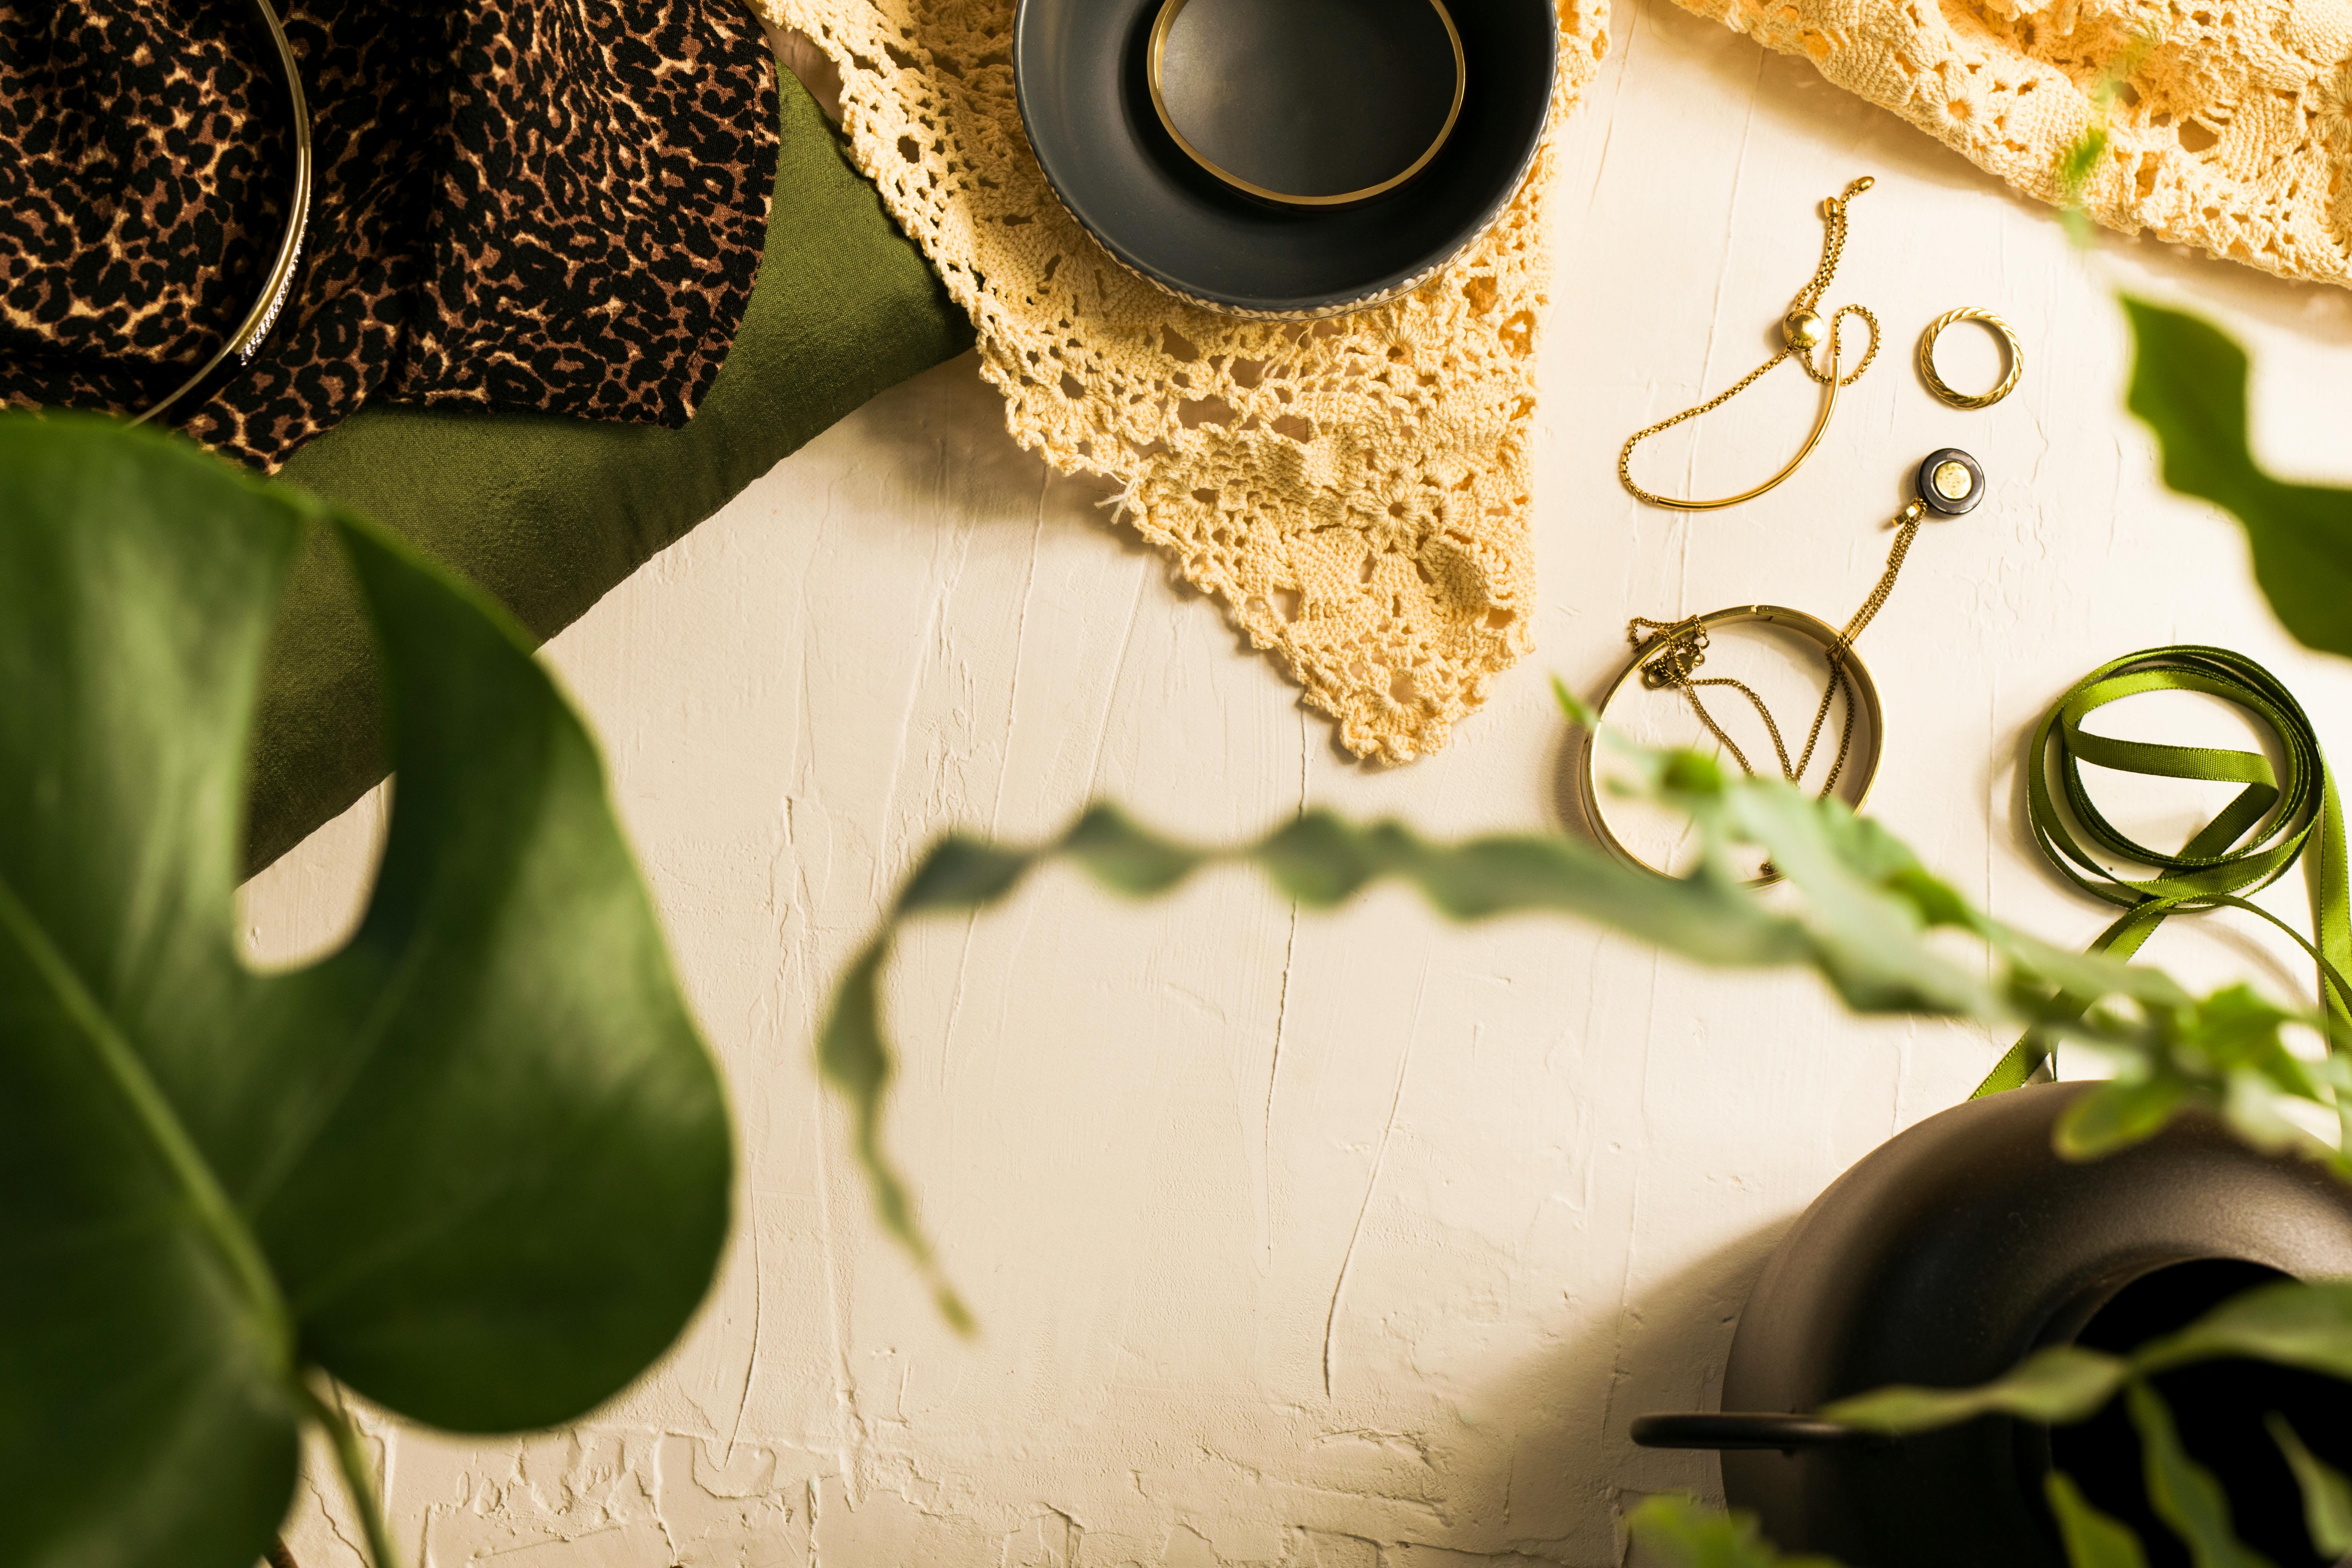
1632;616;1709;687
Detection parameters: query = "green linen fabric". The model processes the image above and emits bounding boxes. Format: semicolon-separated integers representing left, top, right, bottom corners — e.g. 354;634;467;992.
250;72;972;872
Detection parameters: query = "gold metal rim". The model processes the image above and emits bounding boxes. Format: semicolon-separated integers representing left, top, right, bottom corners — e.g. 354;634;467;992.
1144;0;1468;209
1575;604;1886;889
1916;307;2021;411
134;0;312;426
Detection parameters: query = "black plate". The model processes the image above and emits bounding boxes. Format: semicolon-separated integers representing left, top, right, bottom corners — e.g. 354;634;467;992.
1014;0;1559;316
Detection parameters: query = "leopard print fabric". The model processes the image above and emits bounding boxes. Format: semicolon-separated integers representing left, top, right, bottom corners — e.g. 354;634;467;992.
0;0;777;473
0;1;288;411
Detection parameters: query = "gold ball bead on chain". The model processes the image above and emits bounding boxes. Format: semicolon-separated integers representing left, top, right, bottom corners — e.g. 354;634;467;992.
1783;310;1828;351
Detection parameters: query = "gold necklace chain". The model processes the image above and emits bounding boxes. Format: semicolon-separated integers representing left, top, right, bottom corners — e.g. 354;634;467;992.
1617;178;1882;511
1628;492;1927;797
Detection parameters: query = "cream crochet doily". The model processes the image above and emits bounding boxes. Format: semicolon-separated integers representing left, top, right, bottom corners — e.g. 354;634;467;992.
1675;0;2352;288
761;0;1610;762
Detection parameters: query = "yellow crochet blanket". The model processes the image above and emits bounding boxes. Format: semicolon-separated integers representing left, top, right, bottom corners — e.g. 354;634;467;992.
1686;0;2352;289
762;0;1611;763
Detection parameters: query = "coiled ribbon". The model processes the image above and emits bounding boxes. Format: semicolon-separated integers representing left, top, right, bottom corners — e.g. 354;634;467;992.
1973;646;2352;1096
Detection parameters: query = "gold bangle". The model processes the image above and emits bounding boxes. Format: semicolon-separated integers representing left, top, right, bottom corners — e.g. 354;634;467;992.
1144;0;1466;208
1575;604;1885;889
1916;307;2021;411
132;0;313;426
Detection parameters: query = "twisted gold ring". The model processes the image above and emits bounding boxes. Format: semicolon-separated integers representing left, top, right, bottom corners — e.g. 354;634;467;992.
1916;307;2021;410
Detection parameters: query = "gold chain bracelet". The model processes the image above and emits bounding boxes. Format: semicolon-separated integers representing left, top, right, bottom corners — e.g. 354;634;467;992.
1617;178;1880;512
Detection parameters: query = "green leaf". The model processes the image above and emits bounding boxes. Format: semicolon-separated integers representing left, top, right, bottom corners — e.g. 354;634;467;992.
814;938;973;1335
823;802;1830;1299
0;416;732;1568
2057;124;2111;201
1551;674;1601;730
2137;1279;2352;1381
896;835;1036;913
1824;1277;2352;1456
1060;805;1203;896
1820;1345;2127;1431
2267;1413;2352;1559
1622;1494;1848;1568
1987;922;2193;1018
2056;1074;2191;1159
823;703;2346;1310
2218;1069;2340;1163
2127;1381;2275;1568
1254;811;1392;906
2123;297;2352;663
2046;1471;2151;1568
1717;781;1999;1017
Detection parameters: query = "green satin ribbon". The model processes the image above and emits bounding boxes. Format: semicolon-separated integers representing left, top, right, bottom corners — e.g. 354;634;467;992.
1973;646;2352;1096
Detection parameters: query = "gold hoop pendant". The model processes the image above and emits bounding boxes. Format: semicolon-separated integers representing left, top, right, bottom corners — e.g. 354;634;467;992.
1575;604;1885;887
1916;307;2022;410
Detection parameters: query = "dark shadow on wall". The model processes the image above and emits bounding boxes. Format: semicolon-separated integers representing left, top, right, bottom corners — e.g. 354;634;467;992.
1451;1217;1796;1564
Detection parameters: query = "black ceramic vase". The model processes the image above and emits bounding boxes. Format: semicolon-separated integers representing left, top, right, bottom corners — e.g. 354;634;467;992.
1634;1082;2352;1567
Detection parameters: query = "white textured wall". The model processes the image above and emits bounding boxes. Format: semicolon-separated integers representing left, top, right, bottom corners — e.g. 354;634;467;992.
244;0;2352;1560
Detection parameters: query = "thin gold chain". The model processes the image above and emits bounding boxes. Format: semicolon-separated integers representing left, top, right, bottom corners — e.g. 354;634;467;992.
1617;178;1882;508
1630;497;1927;798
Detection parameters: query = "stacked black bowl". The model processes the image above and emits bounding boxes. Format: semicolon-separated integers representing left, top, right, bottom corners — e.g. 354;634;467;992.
1014;0;1560;317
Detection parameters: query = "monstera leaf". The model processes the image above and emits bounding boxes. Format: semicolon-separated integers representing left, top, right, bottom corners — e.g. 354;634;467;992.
0;416;732;1568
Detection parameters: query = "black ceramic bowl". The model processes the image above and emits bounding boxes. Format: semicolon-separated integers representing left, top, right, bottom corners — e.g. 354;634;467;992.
1013;0;1559;317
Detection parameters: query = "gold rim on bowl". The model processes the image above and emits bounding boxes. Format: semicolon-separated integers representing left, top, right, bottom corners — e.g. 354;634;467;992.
1143;0;1467;208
